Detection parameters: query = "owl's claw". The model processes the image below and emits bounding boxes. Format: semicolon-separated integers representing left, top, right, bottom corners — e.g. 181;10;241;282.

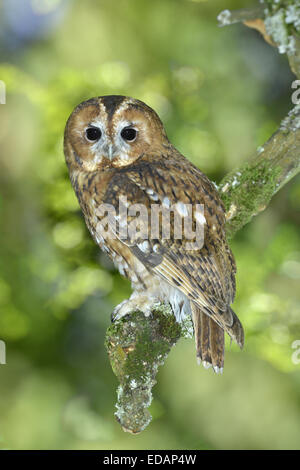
111;300;129;322
111;311;118;323
111;294;156;323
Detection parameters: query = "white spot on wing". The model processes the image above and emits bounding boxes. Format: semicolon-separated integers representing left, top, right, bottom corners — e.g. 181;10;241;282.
176;201;189;217
162;197;171;208
137;240;150;253
149;192;159;201
195;211;206;225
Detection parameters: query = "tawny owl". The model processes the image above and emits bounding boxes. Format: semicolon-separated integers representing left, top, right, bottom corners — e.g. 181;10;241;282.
64;95;244;373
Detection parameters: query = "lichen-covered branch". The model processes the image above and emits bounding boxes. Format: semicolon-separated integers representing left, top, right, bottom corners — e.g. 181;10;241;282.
105;0;300;434
105;305;193;433
220;105;300;238
217;6;265;26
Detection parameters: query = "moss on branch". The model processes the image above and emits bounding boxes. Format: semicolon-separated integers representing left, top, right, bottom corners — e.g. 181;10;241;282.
104;305;192;433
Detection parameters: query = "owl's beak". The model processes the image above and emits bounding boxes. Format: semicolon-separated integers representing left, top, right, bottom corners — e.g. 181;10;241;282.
105;143;118;160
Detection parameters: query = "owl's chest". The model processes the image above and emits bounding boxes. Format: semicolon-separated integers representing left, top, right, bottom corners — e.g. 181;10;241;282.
82;196;151;287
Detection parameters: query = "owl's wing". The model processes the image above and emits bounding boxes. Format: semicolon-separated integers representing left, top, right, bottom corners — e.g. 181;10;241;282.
130;238;242;346
100;152;242;346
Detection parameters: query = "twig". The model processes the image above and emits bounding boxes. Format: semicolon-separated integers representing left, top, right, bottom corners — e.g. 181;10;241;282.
217;6;265;27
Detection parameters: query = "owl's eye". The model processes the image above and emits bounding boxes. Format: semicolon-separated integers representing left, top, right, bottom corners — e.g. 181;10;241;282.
85;127;102;142
121;127;137;142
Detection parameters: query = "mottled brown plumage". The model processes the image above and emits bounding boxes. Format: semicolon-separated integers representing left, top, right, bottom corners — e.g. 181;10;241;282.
64;95;244;373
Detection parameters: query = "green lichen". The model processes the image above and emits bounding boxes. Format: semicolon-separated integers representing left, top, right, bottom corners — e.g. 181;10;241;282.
152;304;182;343
220;160;281;238
179;314;194;339
105;305;182;433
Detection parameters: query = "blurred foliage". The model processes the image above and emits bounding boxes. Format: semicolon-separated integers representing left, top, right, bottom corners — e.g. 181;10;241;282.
0;0;300;450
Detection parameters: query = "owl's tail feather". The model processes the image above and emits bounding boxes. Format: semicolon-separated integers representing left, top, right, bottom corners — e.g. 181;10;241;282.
191;305;225;373
227;307;244;350
202;305;244;351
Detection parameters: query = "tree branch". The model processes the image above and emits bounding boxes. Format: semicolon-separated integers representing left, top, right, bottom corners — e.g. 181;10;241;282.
104;1;300;434
105;305;192;434
220;106;300;239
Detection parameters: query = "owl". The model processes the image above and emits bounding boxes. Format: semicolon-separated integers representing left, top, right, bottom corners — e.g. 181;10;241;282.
64;95;244;373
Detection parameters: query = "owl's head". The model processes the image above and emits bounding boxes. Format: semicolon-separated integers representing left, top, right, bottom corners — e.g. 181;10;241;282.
64;95;168;172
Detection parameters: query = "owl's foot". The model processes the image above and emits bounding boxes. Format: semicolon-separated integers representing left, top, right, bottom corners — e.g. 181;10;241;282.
111;292;157;322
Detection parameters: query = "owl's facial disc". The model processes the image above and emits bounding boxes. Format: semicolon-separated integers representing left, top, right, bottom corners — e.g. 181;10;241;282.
65;96;167;172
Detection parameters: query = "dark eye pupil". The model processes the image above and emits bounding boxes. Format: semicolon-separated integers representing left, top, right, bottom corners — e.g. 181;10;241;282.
121;128;137;141
86;127;101;141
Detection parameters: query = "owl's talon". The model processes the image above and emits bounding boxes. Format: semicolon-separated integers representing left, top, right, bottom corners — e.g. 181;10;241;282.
111;294;156;323
111;311;130;323
111;300;128;322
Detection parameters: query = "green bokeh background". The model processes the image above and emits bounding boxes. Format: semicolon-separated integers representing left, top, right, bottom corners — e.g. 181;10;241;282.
0;0;300;450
